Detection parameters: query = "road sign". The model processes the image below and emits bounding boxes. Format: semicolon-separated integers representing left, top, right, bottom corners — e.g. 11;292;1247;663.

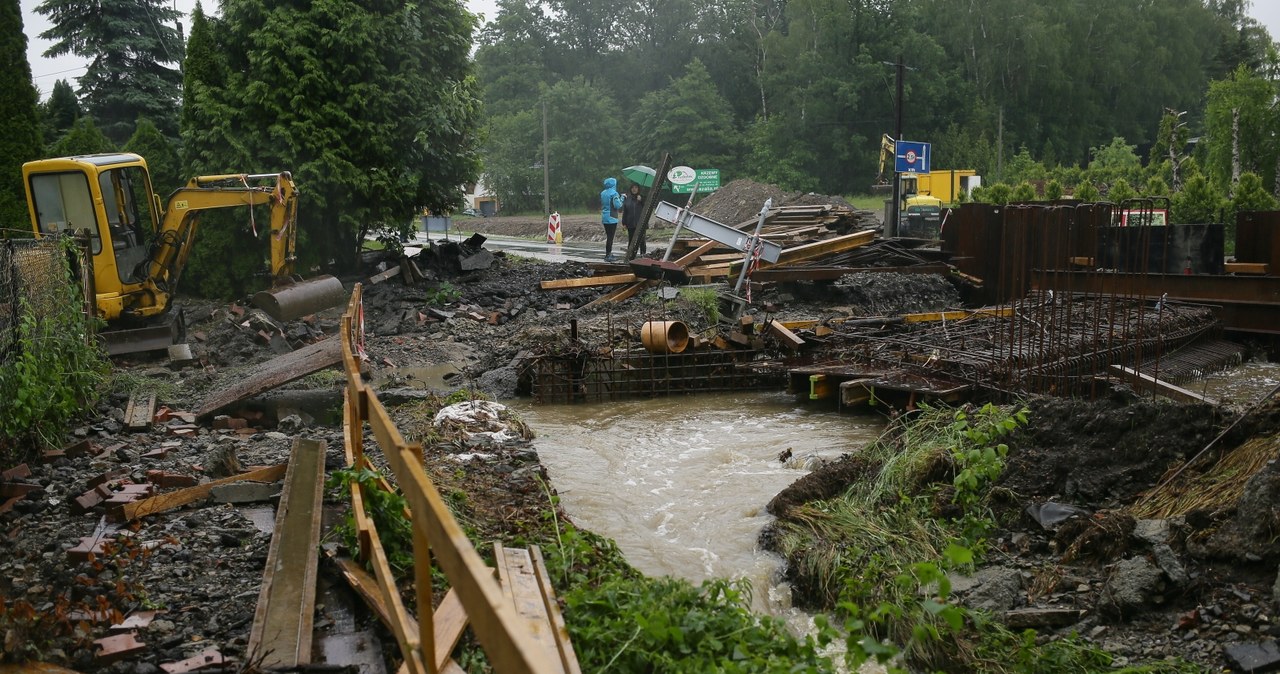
670;168;722;194
894;140;931;174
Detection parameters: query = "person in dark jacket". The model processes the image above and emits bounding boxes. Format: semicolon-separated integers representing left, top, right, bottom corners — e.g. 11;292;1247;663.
620;183;647;257
600;177;623;262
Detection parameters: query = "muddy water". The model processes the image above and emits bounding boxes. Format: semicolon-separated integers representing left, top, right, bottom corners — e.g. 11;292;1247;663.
1193;360;1280;405
515;392;882;615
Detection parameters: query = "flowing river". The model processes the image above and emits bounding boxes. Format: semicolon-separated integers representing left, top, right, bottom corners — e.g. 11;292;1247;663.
513;392;883;620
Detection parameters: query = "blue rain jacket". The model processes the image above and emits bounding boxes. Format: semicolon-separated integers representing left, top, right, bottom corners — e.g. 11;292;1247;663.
600;177;622;225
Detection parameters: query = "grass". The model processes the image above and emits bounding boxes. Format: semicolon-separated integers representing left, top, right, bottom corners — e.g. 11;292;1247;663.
771;403;1200;673
107;368;180;401
846;193;891;212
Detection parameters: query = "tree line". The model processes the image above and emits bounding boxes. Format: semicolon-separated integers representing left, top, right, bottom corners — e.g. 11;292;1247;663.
477;0;1279;214
3;0;1279;294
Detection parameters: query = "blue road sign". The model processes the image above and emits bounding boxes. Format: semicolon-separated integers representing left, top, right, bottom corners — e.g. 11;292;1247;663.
894;140;931;174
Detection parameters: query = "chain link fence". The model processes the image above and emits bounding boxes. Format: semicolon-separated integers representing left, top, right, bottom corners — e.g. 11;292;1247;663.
0;236;88;367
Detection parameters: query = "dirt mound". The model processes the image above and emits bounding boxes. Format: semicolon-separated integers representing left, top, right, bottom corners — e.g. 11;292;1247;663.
999;397;1220;504
692;178;873;227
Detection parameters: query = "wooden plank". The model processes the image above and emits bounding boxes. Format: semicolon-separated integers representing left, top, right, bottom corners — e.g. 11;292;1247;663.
334;556;411;632
901;307;1013;323
1109;365;1218;405
672;239;719;266
809;374;831;400
750;263;951;282
539;274;637;290
1225;262;1269;275
528;546;581;674
765;321;805;351
124;392;157;431
432;588;470;672
493;546;563;671
1068;256;1095;267
581;280;653;308
729;230;876;273
119;464;286;521
368;266;402;284
196;338;342;418
248;439;326;668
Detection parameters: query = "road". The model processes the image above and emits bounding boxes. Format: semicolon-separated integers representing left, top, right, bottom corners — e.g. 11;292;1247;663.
412;231;610;263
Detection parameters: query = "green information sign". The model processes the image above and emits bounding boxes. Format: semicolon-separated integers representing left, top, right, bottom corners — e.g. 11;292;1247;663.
671;168;721;194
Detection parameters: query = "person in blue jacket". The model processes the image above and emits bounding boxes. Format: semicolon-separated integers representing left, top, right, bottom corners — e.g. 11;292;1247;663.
600;177;623;262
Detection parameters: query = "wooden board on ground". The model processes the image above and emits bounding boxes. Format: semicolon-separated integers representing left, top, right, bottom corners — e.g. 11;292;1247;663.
493;545;582;674
119;464;286;521
540;274;637;290
124;392;156;431
248;438;327;668
195;338;342;418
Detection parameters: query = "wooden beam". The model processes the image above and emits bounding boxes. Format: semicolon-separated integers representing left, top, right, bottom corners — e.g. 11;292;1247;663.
368;266;402;284
1225;262;1269;275
119;464;286;521
673;239;720;266
901;307;1013;324
1068;256;1095;268
1109;365;1218;405
248;439;327;668
765;321;805;352
196;338;342;418
529;546;581;674
581;280;653;308
539;274;637;290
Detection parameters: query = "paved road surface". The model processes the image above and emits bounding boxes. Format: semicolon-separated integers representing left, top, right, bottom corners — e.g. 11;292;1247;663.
413;231;611;263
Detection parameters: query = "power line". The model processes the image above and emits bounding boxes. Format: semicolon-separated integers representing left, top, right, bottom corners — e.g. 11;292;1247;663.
32;65;87;80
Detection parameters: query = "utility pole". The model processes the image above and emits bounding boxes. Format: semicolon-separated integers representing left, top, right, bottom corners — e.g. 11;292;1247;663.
996;106;1004;184
542;100;550;216
887;55;907;238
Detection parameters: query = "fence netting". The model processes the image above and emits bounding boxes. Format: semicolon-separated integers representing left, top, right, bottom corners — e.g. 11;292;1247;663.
0;236;86;366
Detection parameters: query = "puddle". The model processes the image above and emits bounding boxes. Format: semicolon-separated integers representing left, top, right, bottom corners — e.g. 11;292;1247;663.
370;364;462;391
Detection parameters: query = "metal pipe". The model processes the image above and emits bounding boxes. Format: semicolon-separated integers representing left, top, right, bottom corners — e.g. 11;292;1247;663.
734;198;772;294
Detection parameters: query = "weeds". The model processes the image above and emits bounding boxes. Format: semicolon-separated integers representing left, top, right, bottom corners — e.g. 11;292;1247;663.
426;282;461;307
0;237;108;461
678;286;721;324
328;467;416;576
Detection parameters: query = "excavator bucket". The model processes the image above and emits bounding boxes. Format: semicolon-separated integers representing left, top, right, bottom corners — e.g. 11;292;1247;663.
252;275;347;322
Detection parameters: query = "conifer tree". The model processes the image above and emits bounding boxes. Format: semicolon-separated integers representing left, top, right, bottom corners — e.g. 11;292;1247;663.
37;0;183;144
49;118;115;157
0;0;43;233
43;78;80;140
124;119;182;196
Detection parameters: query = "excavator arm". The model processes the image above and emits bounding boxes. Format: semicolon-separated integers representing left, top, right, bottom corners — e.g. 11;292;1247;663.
147;172;300;297
871;134;896;194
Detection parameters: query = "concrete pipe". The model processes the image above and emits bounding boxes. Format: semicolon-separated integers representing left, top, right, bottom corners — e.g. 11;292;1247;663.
252;275;347;322
641;321;690;354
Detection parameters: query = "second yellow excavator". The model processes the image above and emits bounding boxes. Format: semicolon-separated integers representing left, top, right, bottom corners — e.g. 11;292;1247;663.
23;152;346;354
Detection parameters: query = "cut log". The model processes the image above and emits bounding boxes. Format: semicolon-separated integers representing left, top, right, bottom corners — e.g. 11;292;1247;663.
195;339;342;418
119;464;287;522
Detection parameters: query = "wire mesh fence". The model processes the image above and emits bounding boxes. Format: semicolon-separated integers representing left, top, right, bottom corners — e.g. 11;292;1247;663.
0;236;87;367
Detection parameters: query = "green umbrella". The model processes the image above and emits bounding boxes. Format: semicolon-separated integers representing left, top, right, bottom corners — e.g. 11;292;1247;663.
622;165;659;189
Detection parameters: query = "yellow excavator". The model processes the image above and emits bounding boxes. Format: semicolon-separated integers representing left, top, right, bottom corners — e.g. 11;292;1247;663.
23;152;346;354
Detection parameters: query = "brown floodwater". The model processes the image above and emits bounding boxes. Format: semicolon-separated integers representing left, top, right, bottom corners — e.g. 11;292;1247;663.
513;392;883;618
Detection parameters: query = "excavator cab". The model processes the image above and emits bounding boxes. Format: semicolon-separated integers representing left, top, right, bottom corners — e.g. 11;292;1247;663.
26;154;160;321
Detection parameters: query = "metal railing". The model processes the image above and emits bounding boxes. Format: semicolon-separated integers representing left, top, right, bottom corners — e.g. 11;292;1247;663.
340;282;563;674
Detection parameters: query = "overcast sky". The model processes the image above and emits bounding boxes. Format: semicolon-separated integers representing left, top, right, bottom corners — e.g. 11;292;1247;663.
19;0;1280;99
